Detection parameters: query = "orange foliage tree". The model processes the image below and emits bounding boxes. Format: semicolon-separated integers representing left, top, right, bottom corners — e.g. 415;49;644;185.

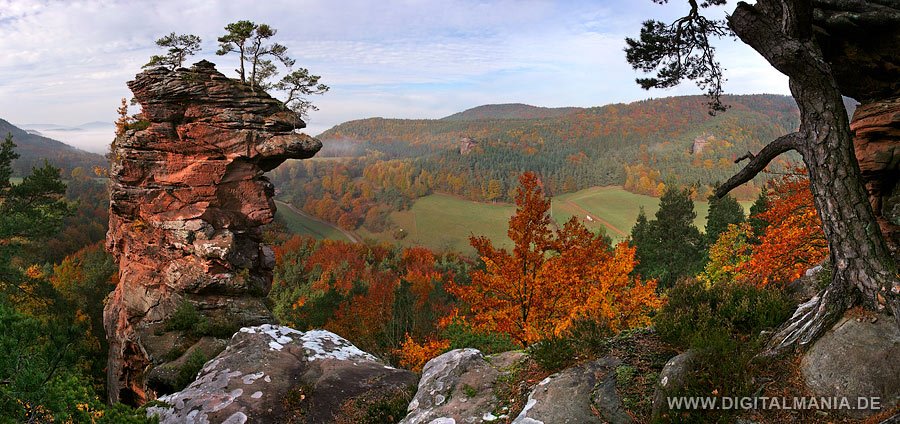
449;172;661;346
701;168;828;287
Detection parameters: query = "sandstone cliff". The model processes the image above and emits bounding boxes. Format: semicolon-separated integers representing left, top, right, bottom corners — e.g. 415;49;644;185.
103;60;321;405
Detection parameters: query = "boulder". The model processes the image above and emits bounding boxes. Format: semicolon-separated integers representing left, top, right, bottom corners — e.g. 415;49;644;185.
801;312;900;418
651;350;697;422
147;325;417;423
401;349;525;424
103;60;321;404
513;357;631;424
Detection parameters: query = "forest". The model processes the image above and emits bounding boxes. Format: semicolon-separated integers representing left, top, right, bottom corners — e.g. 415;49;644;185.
268;94;801;234
0;121;833;421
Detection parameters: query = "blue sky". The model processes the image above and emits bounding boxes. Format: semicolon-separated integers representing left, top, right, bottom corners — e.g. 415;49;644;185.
0;0;789;153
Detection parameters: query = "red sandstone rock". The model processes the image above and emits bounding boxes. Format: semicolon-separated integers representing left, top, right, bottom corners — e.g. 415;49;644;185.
104;60;320;405
851;97;900;253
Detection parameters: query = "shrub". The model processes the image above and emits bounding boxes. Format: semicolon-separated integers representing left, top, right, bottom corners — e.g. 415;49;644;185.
656;279;792;351
653;278;792;421
527;336;576;373
175;350;207;391
164;301;202;333
442;320;518;355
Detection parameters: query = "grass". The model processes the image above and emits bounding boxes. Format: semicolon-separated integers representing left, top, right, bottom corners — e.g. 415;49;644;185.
275;202;352;242
291;186;753;253
357;194;516;253
9;177;23;185
554;186;753;242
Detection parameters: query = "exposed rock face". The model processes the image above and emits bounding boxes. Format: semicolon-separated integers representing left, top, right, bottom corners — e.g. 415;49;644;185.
801;312;900;418
851;97;900;254
104;60;321;405
514;357;631;424
459;136;479;155
690;134;712;155
401;349;525;424
147;325;417;423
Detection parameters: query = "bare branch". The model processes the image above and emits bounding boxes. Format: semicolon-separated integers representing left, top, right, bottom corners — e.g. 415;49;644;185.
715;132;802;198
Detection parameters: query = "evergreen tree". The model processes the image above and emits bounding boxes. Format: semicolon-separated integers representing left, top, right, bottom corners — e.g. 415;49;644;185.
748;191;769;239
144;32;202;70
705;193;745;245
630;186;704;288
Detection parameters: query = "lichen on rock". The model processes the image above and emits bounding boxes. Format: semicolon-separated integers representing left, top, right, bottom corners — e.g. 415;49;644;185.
103;60;321;405
146;326;417;424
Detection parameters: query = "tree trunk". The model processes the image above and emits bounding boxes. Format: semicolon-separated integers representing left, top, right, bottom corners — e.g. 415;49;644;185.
726;0;899;355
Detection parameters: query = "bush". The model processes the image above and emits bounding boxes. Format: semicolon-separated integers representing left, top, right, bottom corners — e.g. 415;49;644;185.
442;320;518;354
164;301;202;333
653;279;792;421
527;336;577;373
175;350;207;391
656;279;792;351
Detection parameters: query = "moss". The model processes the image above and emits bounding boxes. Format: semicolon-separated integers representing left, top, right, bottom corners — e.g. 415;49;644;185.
462;384;478;398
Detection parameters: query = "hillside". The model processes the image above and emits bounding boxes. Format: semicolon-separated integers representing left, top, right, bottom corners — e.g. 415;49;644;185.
0;119;107;175
441;103;582;121
271;95;799;240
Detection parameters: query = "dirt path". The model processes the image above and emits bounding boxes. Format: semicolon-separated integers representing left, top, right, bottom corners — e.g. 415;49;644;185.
274;200;361;244
559;199;627;237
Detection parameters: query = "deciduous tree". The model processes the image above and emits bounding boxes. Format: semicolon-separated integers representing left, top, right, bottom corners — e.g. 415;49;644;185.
452;172;660;346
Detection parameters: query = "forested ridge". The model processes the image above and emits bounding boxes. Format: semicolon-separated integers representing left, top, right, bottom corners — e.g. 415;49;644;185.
269;94;800;233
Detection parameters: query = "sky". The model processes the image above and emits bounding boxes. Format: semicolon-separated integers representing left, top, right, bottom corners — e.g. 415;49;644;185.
0;0;789;153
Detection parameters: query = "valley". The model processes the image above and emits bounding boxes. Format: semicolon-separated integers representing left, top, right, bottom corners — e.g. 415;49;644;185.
281;186;753;253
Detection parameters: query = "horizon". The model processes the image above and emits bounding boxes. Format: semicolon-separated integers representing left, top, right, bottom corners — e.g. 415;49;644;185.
1;0;790;153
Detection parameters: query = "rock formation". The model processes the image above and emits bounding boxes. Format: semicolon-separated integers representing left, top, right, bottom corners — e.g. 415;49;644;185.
104;60;321;405
851;97;900;254
147;326;417;423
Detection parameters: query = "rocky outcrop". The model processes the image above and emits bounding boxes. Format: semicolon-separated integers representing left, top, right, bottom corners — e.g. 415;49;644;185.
651;350;698;422
800;312;900;418
459;137;479;155
513;357;632;424
851;97;900;254
147;325;417;423
401;349;525;424
104;60;321;405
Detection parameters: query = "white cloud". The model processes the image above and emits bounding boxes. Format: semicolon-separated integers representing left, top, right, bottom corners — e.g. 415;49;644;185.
0;0;790;152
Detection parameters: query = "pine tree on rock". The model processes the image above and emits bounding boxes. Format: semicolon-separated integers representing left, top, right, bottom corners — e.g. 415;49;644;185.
625;0;900;352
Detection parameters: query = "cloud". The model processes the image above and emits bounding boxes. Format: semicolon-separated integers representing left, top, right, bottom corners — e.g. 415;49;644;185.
0;0;789;152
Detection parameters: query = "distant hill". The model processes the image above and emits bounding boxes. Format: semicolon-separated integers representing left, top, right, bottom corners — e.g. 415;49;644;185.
441;103;582;121
313;94;799;199
0;119;107;176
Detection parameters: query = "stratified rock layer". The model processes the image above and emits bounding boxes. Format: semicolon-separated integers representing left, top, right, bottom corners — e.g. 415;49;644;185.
851;97;900;253
104;60;321;405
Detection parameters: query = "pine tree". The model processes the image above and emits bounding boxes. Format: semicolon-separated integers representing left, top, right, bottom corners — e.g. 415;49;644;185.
630;186;704;288
705;193;745;245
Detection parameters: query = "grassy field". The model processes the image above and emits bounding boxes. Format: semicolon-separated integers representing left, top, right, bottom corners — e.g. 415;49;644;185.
275;202;352;242
356;187;753;253
9;177;22;185
553;187;752;239
357;194;516;252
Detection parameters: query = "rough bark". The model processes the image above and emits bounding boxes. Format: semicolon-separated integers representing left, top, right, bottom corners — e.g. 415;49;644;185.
719;0;899;355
